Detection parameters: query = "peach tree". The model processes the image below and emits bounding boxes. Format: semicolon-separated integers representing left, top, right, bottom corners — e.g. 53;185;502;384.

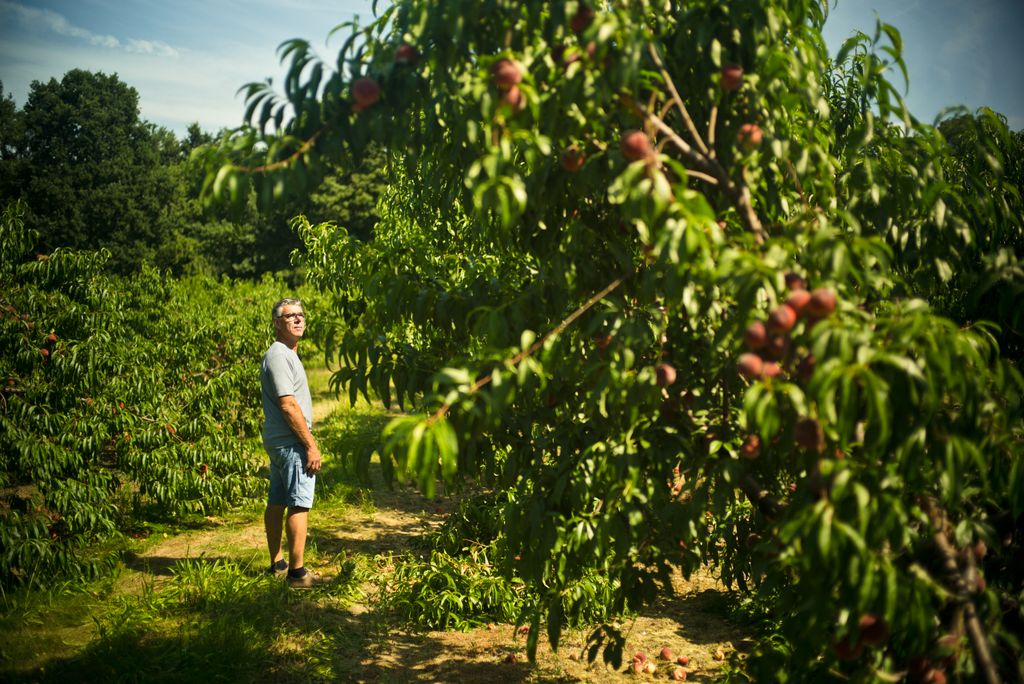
0;201;283;587
198;1;1023;680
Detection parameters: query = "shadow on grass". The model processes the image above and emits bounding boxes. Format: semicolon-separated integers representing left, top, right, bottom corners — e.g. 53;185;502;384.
5;567;375;684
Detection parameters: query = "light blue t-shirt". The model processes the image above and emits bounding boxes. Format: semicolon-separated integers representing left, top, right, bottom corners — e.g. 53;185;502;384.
260;341;313;450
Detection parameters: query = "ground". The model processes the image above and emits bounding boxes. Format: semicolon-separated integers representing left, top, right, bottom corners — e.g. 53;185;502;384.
0;367;750;682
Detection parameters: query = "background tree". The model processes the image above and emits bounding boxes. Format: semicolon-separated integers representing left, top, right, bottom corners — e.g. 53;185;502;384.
7;70;176;271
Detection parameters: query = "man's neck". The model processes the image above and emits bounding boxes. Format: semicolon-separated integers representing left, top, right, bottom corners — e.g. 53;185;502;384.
276;334;299;353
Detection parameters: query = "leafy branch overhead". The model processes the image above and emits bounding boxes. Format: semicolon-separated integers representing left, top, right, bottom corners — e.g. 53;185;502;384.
202;1;1023;681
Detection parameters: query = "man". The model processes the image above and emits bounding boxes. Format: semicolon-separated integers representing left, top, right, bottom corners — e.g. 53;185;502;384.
261;298;322;588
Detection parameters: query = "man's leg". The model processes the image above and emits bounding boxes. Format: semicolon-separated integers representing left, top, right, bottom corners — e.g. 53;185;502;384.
264;504;286;565
286;507;309;570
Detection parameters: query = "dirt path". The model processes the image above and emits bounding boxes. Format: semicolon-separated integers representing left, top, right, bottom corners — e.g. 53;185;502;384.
118;374;750;682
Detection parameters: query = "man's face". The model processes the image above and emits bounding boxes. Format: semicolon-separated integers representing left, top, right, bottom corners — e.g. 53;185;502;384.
274;304;306;342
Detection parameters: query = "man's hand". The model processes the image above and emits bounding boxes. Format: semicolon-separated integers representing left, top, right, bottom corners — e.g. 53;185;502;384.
305;444;322;475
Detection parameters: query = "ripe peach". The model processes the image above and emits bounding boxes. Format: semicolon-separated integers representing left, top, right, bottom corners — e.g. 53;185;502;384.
767;304;797;334
492;58;522;90
46;333;58;344
659;647;674;661
737;123;762;149
395;43;418;64
672;666;688;680
763;335;788;361
833;636;863;661
720;64;743;91
620;129;652;161
352;77;381;107
737;353;763;380
570;4;595;33
39;348;50;358
744;321;768;350
784;272;807;291
794;417;824;453
785;290;811;318
796;354;816;383
762;361;782;379
560;145;586;172
676;655;689;666
740;434;761;459
807;288;837;317
858;613;890;646
655;363;677;387
499;85;527;113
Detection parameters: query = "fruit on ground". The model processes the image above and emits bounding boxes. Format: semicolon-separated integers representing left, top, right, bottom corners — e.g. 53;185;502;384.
720;64;743;91
655;363;677;387
745;321;767;350
767;304;797;333
491;58;522;90
807;287;837;317
740;434;761;459
395;43;418;64
858;613;890;646
676;655;689;666
738;353;763;379
738;123;763;148
672;667;688;681
560;145;586;172
794;417;825;452
659;647;674;661
785;290;811;317
620;130;653;161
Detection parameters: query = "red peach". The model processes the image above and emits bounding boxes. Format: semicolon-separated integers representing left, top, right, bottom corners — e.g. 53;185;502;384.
352;77;381;107
395;43;418;64
738;123;762;149
767;304;797;334
807;288;837;317
737;353;764;379
720;64;743;91
560;145;586;172
491;58;522;90
745;321;768;350
620;129;652;161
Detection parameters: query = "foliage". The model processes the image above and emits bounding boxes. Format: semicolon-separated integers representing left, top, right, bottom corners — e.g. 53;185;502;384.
201;1;1024;681
381;492;621;632
0;201;287;588
0;71;178;272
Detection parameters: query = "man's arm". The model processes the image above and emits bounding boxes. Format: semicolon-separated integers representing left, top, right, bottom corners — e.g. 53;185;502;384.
278;395;322;474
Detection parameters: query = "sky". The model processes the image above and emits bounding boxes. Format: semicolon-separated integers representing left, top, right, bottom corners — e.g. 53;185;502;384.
1;0;1022;138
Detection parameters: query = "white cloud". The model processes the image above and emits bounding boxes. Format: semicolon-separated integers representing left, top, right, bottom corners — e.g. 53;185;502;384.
0;0;179;57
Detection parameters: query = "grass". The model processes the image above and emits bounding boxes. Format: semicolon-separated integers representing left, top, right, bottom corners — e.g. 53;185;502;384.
0;368;396;683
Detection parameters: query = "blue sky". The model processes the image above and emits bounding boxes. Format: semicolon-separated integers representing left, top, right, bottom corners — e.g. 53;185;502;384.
1;0;1022;137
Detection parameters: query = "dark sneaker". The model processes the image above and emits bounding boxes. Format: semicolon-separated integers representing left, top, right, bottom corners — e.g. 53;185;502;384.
287;568;320;589
268;559;288;577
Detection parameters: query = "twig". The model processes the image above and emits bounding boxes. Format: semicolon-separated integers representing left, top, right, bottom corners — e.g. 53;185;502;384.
647;44;709;157
238;127;324;174
921;497;1002;684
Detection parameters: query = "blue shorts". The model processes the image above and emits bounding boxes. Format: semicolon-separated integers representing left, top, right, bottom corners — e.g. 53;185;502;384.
267;444;316;509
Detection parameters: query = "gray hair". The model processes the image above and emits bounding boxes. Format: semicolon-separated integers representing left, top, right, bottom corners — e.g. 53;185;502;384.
272;298;303;320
